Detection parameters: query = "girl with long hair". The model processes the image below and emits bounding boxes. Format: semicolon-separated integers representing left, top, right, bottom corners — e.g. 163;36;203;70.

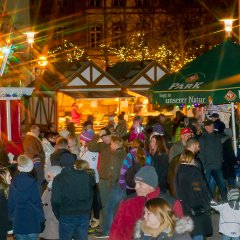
0;168;12;240
134;198;193;239
150;135;169;193
119;139;152;195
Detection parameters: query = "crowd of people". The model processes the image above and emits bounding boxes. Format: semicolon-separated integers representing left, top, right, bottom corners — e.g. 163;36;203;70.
0;110;240;240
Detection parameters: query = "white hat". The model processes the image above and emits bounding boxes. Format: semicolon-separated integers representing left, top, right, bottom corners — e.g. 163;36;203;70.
59;129;70;139
17;155;33;172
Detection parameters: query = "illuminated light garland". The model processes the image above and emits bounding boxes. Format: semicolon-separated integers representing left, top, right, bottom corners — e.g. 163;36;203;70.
48;40;89;62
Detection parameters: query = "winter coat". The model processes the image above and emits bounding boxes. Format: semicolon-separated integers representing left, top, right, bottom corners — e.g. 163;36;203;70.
109;188;183;240
109;147;126;188
198;132;223;170
23;132;45;164
118;148;152;191
133;217;193;240
51;167;95;219
0;189;11;238
8;172;45;234
50;148;77;168
88;136;111;180
151;152;169;193
175;164;212;236
129;126;145;142
40;188;59;240
79;146;99;183
211;201;240;237
220;134;237;180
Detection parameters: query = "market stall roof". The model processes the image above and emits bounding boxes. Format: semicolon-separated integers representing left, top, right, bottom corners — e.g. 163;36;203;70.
58;61;123;94
150;40;240;105
30;62;84;91
61;90;133;99
107;60;167;97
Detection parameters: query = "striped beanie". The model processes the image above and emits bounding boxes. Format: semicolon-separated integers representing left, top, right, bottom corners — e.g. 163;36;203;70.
80;131;94;142
227;189;240;201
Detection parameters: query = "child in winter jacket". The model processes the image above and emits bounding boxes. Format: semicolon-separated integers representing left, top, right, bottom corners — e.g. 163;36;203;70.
211;188;240;240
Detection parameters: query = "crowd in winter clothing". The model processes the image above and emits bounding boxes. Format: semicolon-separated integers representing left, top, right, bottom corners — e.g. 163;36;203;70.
0;110;240;240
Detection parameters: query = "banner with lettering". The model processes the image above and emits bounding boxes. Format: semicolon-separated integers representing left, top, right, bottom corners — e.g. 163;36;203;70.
150;40;240;105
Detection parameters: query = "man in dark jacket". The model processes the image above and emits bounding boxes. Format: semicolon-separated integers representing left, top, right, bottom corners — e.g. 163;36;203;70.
50;137;76;168
96;136;126;238
209;113;226;133
51;167;95;240
88;127;112;219
199;119;227;201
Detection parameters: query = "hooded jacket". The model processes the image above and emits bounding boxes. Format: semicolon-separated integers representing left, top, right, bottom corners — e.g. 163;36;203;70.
50;148;76;168
133;217;193;240
8;172;45;234
51;167;95;219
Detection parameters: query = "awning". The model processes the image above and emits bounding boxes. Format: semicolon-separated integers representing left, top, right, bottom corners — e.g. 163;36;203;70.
61;91;134;99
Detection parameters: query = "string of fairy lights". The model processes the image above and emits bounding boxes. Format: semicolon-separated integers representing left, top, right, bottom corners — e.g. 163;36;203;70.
48;40;90;62
99;32;203;71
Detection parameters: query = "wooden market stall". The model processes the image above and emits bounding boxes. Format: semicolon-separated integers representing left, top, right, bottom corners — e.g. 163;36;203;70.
107;60;168;118
57;61;134;133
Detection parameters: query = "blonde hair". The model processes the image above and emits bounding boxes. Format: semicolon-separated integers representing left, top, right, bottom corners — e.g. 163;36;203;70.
75;160;95;177
75;160;90;170
0;168;10;198
179;149;194;164
143;198;176;237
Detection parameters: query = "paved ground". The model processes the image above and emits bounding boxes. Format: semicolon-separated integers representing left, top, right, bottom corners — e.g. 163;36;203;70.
7;213;222;240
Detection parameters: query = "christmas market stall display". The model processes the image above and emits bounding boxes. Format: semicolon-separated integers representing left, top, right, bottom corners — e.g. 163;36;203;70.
107;60;167;119
150;40;240;153
56;61;134;133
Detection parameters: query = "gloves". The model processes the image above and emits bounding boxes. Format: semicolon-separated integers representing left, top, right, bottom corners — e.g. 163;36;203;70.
40;221;46;233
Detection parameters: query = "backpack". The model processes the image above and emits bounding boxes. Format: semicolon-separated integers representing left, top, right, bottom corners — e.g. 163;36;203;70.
125;157;142;189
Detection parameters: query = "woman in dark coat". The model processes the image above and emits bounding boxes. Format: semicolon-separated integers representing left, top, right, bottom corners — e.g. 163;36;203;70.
175;150;213;240
0;168;12;240
8;155;45;240
150;135;169;193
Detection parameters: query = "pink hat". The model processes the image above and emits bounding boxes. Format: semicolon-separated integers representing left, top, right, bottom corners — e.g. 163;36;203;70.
80;131;94;142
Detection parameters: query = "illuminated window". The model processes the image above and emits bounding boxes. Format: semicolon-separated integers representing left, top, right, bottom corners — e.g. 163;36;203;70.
112;24;123;48
89;0;101;7
113;0;124;7
90;26;102;48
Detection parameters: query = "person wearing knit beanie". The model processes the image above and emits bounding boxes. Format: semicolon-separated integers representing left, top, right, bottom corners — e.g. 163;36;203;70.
17;155;33;173
80;131;94;143
134;166;158;189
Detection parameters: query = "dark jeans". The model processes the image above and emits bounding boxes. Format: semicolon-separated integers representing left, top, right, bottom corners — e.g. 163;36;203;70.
102;186;126;235
205;168;227;201
59;214;89;240
15;234;39;240
92;184;101;219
